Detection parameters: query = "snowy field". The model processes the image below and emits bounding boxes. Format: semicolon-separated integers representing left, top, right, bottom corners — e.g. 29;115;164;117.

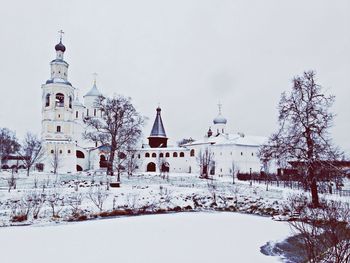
0;171;349;226
0;212;291;263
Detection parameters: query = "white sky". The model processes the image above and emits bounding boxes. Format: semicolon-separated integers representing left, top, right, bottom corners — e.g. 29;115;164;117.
0;0;349;153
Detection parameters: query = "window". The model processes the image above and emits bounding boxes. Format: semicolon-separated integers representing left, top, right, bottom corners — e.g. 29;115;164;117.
159;153;164;158
173;152;178;157
76;150;85;159
59;150;62;154
179;152;184;157
165;152;170;157
241;152;243;156
50;150;54;154
69;96;72;109
57;126;61;133
94;109;96;116
145;153;150;158
152;153;157;158
251;153;254;156
68;150;71;154
76;111;78;118
190;149;195;157
87;109;89;116
55;93;64;107
45;94;50;107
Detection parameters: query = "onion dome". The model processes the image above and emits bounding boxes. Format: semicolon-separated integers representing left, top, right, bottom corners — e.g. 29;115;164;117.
55;41;66;52
213;103;227;124
213;114;227;124
84;82;102;97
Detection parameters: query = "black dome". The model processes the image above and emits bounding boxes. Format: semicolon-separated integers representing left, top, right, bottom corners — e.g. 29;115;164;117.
55;41;66;52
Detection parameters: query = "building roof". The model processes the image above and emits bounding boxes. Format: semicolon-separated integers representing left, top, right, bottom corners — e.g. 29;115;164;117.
183;133;267;147
149;107;167;138
84;82;102;97
45;78;72;86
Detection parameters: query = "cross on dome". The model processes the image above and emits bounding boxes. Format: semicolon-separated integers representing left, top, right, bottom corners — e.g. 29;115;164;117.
93;72;98;85
218;102;222;114
58;30;64;42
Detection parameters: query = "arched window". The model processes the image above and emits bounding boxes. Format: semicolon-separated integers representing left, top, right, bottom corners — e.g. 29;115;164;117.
76;111;78;118
56;126;61;133
55;93;64;107
59;150;62;154
179;152;185;157
69;96;72;109
173;152;178;158
190;149;195;157
45;94;50;107
159;153;164;158
119;152;126;159
50;150;54;154
145;153;150;158
241;152;243;156
165;152;170;158
76;150;85;159
152;153;157;158
94;109;96;116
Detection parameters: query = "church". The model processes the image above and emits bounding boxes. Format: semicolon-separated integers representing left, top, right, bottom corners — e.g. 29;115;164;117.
40;36;266;176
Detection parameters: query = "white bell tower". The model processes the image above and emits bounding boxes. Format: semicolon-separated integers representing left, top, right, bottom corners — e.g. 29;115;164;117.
41;30;77;173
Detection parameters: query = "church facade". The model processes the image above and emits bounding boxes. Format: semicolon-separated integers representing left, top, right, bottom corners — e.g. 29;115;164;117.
40;38;266;176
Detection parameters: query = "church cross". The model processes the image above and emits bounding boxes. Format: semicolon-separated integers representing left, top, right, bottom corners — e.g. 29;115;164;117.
218;102;222;114
58;30;64;42
93;72;98;84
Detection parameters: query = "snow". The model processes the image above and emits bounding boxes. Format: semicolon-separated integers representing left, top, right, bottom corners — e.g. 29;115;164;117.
0;212;290;263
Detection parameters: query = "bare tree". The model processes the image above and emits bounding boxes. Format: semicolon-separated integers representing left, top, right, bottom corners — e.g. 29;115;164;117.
197;148;214;179
84;95;144;179
285;195;350;262
50;145;61;175
125;149;141;178
88;187;108;212
47;190;65;218
0;127;20;172
259;71;342;207
157;156;169;179
7;170;17;192
68;193;84;217
20;132;44;176
231;161;238;184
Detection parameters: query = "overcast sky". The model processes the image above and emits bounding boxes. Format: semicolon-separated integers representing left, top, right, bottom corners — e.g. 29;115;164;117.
0;0;349;153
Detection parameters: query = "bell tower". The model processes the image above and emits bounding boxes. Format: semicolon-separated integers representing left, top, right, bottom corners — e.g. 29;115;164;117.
41;31;77;173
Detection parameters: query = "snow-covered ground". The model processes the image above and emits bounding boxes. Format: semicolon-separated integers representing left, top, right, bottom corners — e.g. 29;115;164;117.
0;212;291;263
0;171;349;226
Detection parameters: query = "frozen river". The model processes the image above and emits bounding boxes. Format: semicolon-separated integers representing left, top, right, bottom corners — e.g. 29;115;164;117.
0;212;291;263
